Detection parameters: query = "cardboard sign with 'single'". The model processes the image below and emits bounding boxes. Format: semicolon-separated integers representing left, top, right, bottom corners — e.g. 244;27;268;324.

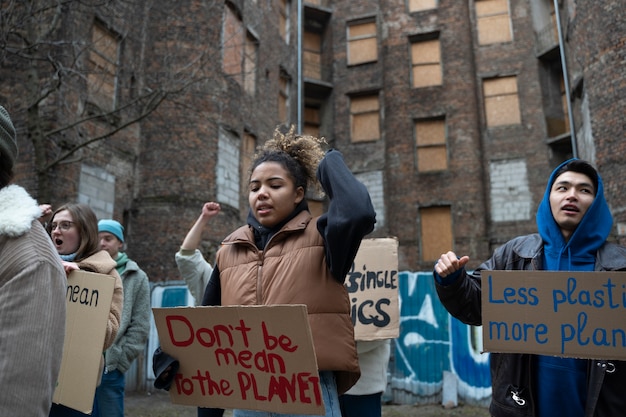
482;270;626;360
152;304;324;415
345;238;400;340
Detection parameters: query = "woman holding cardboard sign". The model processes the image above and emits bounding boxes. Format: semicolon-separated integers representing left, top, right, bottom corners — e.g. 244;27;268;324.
47;203;124;417
154;125;376;417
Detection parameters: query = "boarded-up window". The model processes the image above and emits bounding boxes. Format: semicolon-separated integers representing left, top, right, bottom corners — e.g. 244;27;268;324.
244;33;257;95
223;6;244;85
409;0;437;13
347;21;378;65
79;164;115;220
550;8;559;44
420;206;452;261
483;76;521;127
489;159;532;222
476;0;512;45
303;104;321;137
350;95;380;142
279;0;290;43
416;119;447;172
241;132;256;183
217;129;241;209
240;132;257;215
88;23;119;110
222;7;257;93
278;71;290;123
303;31;322;79
411;39;442;88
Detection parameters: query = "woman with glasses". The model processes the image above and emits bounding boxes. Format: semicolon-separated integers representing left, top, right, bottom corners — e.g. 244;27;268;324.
47;203;124;417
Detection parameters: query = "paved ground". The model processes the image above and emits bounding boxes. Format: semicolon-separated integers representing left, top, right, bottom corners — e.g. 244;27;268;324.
126;390;491;417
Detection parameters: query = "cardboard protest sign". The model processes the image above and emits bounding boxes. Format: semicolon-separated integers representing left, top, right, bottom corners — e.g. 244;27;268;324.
345;238;399;340
482;270;626;360
152;305;324;415
53;270;116;413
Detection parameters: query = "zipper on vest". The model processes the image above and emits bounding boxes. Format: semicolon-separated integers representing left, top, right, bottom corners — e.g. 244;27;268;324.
256;251;264;304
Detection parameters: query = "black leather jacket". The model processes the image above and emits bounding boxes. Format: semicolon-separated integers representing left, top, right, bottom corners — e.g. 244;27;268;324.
435;234;626;417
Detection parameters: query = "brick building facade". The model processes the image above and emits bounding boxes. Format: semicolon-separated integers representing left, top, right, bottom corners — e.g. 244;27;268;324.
1;0;624;280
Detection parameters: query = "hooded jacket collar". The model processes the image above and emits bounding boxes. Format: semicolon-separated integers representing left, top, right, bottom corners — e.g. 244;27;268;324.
536;159;613;271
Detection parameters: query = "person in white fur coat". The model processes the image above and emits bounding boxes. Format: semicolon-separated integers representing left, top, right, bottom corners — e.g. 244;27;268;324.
0;105;67;416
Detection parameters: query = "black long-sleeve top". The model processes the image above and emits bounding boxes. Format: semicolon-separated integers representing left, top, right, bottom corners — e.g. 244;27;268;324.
202;148;376;306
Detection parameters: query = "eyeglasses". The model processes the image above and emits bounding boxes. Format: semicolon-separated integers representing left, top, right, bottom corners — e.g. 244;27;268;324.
50;221;75;232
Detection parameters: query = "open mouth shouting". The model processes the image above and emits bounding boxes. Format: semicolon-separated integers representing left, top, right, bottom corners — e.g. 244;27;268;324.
561;203;580;215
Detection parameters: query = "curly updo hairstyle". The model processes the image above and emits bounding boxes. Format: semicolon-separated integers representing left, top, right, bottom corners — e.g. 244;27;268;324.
250;125;327;195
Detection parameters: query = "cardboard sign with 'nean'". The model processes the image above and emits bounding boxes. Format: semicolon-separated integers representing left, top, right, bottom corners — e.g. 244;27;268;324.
152;305;324;415
482;270;626;360
53;270;116;413
345;238;400;340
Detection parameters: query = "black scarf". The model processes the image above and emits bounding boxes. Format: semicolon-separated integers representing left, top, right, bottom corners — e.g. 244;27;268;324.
246;199;309;250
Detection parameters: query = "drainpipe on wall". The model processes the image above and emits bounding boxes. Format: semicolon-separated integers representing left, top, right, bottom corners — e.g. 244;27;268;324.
297;0;303;134
553;0;578;158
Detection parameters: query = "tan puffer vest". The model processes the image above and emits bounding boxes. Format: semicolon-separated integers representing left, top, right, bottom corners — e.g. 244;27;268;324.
216;211;360;394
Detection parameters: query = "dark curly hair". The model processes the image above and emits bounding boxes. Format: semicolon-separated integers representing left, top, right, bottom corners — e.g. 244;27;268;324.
250;125;327;194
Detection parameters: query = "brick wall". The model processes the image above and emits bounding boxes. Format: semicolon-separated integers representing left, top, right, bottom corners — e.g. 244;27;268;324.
3;0;625;280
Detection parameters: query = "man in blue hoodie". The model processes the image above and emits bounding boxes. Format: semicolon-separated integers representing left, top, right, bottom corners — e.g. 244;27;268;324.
433;159;626;417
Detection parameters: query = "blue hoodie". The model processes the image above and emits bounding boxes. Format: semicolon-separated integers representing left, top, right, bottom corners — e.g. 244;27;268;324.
534;158;613;417
536;158;613;271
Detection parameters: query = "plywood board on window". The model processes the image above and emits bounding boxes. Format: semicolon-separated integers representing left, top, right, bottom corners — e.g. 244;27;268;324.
409;0;437;12
349;22;376;38
303;50;321;79
351;95;379;112
348;22;377;65
304;31;321;50
476;0;511;45
417;146;447;172
413;64;442;88
484;77;517;96
352;112;380;142
411;39;440;64
244;36;257;94
478;14;512;45
304;106;320;124
420;206;452;261
416;120;445;145
278;96;287;122
485;95;521;126
349;38;378;65
351;95;380;142
475;0;508;15
222;7;244;86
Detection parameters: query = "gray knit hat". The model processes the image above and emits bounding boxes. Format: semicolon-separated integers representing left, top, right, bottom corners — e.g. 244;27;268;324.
0;106;17;169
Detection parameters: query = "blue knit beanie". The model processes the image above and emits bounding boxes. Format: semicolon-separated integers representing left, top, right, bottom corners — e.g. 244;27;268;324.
98;219;125;243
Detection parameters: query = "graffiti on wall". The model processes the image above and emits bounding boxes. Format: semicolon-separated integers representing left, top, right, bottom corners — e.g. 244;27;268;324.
146;275;492;405
389;271;491;405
